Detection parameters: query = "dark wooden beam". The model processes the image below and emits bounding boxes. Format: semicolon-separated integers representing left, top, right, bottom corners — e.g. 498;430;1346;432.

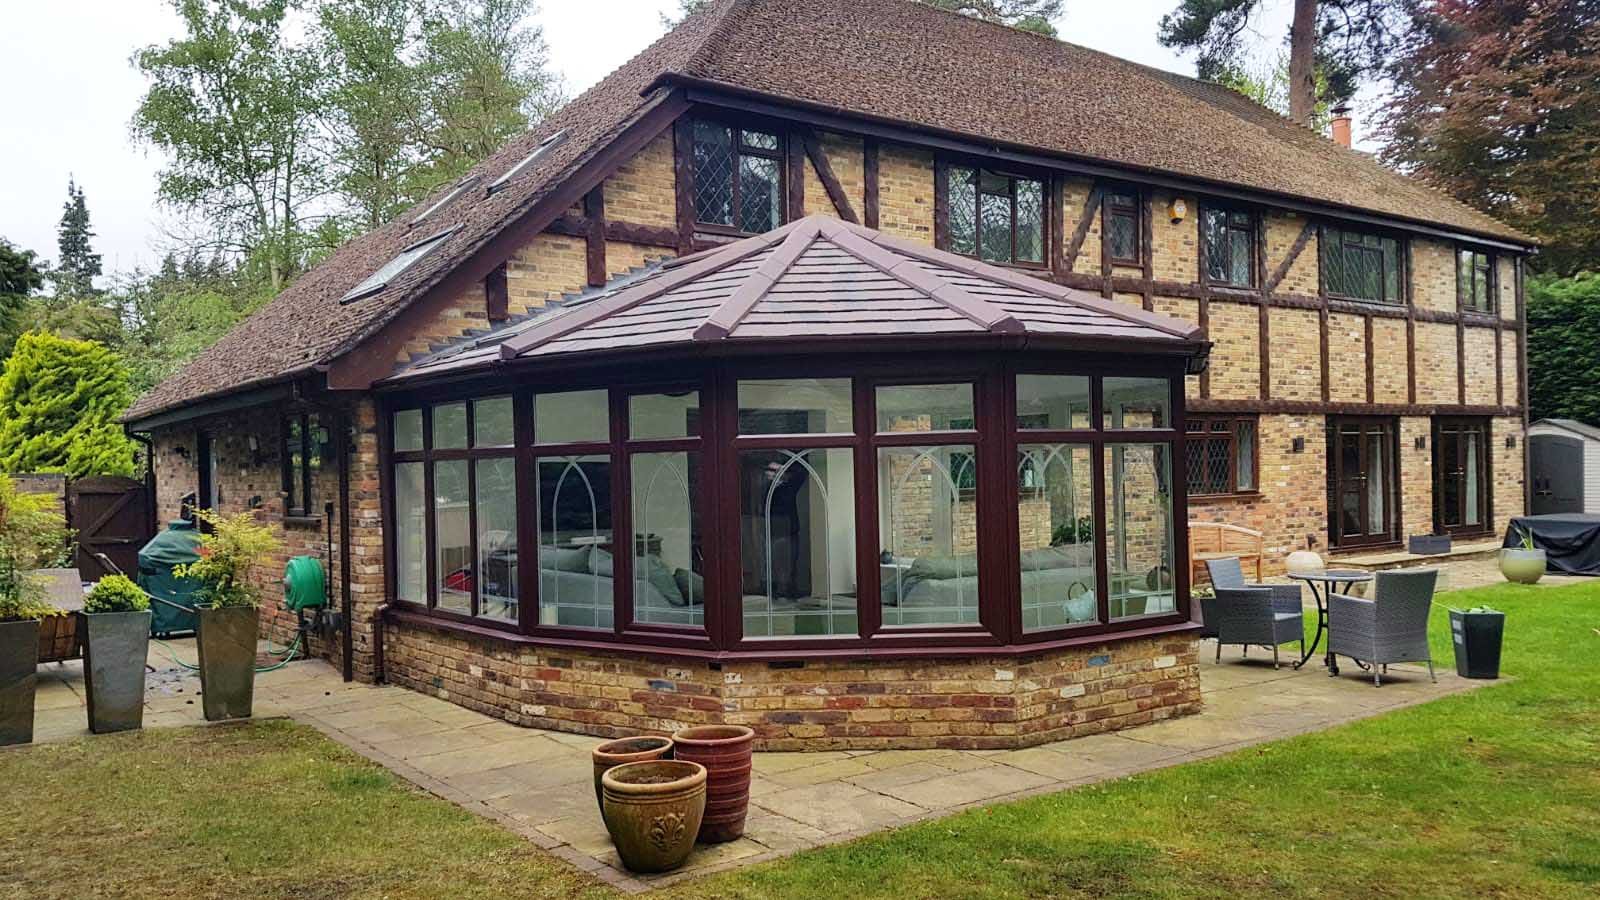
583;185;606;287
485;263;508;323
1259;300;1271;400
801;130;860;224
1264;220;1316;294
1405;242;1418;404
786;130;806;221
673;116;695;255
1318;305;1329;402
1197;293;1211;399
1063;185;1101;276
862;137;880;230
1140;193;1154;311
1048;176;1065;277
1364;314;1375;404
1189;398;1522;417
548;214;679;249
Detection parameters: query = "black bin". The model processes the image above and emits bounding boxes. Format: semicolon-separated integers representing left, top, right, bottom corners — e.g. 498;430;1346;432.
1449;608;1504;679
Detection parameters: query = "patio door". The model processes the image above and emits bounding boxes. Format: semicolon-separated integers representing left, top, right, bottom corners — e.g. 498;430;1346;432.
1328;417;1398;549
1433;418;1491;536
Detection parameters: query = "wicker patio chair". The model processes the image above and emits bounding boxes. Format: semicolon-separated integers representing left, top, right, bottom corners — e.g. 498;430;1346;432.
1202;556;1302;650
1207;586;1305;668
1327;568;1439;687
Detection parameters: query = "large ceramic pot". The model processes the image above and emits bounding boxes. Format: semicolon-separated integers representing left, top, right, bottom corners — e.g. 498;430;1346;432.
592;735;674;809
80;610;152;734
1499;548;1547;585
196;605;258;721
671;724;754;843
0;619;41;746
600;760;706;874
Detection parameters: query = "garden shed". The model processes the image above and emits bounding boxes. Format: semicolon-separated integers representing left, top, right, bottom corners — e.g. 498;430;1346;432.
1528;419;1600;515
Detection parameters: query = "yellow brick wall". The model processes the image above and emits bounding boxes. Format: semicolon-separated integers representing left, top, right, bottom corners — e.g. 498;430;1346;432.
1492;417;1526;532
1463;327;1499;406
1327;312;1367;402
1264;212;1318;296
1061;177;1100;273
1149;190;1197;283
508;233;588;316
1414;322;1459;404
801;131;865;221
1153;296;1201;400
602;130;676;229
1190;413;1330;565
397;281;489;362
1498;256;1518;322
877;142;934;242
1398;417;1434;536
1500;329;1520;402
1268;307;1321;400
1206;301;1260;400
1371;318;1409;403
1411;240;1457;313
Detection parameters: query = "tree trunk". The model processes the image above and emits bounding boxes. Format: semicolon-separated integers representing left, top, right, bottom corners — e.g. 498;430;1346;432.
1289;0;1318;126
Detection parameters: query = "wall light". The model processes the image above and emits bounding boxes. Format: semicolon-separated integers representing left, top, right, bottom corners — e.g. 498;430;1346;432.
1506;435;1517;448
1415;435;1427;451
1291;437;1305;453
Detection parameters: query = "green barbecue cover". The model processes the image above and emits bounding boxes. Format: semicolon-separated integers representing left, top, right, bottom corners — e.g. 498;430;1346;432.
138;519;203;636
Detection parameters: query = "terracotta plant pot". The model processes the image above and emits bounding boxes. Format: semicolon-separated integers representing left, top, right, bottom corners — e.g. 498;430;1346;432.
600;760;706;874
196;605;258;721
1499;548;1546;585
0;619;41;746
592;735;674;809
81;610;152;734
671;724;754;843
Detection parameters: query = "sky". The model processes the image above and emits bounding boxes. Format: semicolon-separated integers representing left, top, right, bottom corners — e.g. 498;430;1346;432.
0;0;1321;282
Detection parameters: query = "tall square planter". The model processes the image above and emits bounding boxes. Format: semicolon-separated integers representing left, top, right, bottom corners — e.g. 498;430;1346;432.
196;606;258;721
80;610;152;734
0;619;41;746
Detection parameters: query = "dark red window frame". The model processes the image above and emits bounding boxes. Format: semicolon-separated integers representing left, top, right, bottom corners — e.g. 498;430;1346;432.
935;159;1050;269
1102;187;1143;267
1184;414;1259;498
1457;247;1496;315
688;117;786;237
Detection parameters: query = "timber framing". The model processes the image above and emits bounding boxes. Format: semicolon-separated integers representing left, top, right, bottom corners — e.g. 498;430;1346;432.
801;129;860;223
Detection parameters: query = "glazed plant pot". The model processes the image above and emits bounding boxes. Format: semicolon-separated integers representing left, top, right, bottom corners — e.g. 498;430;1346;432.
601;760;707;874
0;619;41;746
592;735;674;809
195;606;258;721
80;610;152;734
671;724;754;843
1499;548;1546;585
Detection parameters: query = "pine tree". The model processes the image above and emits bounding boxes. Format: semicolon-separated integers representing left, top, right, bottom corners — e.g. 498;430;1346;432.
54;178;102;298
0;332;137;478
0;240;46;361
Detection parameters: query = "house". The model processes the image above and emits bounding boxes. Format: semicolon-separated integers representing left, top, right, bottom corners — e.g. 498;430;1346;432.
1528;420;1600;515
122;0;1534;750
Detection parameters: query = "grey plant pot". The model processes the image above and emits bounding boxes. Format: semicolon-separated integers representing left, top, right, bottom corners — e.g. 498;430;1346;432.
1499;548;1547;585
196;606;258;722
0;619;41;746
81;610;152;734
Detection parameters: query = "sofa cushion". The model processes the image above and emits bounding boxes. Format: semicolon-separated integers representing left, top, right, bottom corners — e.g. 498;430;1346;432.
907;554;979;581
540;545;591;573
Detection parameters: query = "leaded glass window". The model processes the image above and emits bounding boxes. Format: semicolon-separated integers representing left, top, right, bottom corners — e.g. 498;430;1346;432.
943;164;1046;265
1184;415;1257;496
1203;207;1255;287
1322;227;1403;304
1104;190;1141;265
1457;248;1494;313
1017;444;1095;632
692;121;782;233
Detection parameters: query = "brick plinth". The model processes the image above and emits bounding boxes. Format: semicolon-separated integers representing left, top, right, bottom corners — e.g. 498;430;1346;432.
381;622;1202;751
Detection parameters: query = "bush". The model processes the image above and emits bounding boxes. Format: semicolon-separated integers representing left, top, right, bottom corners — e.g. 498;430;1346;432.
84;574;150;614
0;592;62;623
0;331;138;477
0;472;71;609
174;510;281;609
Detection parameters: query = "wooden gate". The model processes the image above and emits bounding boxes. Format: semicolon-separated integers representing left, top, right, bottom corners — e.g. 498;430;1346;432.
69;476;154;581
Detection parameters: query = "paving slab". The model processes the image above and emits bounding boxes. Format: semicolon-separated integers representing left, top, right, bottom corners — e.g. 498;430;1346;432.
755;781;926;833
879;764;1057;811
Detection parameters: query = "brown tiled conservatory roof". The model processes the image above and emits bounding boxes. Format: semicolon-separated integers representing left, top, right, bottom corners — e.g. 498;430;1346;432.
391;216;1207;382
127;0;1526;423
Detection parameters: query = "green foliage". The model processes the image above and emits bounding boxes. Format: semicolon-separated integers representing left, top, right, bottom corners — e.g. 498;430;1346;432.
0;238;47;362
0;332;138;478
1526;273;1600;424
0;473;71;613
1214;52;1332;129
114;254;273;396
173;509;282;609
53;178;102;299
1050;516;1094;546
84;574;151;614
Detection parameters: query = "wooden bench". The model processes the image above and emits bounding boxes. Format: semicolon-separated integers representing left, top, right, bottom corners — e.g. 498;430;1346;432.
1188;522;1264;585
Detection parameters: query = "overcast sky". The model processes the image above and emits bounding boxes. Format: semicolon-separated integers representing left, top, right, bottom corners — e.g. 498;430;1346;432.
0;0;1311;281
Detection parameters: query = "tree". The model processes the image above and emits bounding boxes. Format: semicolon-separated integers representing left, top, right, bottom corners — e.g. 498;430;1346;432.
112;254;271;395
666;0;1063;35
1158;0;1407;125
1527;274;1600;424
1379;0;1600;276
0;332;137;478
53;178;102;298
132;0;328;292
0;240;46;362
1215;52;1331;129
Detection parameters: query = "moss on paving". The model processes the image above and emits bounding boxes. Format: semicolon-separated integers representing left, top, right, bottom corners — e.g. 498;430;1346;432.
4;581;1597;899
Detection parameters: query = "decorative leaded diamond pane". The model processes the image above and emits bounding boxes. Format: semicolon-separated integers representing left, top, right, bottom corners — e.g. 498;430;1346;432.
1235;420;1256;490
692;122;734;226
738;155;780;233
1015;179;1044;263
741;130;778;151
948;167;977;255
1203;209;1228;282
979;190;1012;263
1229;229;1252;286
1106;205;1137;261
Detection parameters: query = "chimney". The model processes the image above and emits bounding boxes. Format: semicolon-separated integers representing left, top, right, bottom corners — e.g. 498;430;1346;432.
1330;103;1353;148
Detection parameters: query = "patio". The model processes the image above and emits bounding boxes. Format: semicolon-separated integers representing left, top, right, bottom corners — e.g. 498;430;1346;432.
26;613;1493;892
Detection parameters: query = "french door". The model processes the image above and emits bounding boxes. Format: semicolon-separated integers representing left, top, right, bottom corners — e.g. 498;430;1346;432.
1328;417;1399;549
1433;418;1491;535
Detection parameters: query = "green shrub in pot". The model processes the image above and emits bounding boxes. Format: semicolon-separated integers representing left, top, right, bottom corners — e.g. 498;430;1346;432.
80;574;153;733
0;473;70;745
173;511;282;720
83;575;150;614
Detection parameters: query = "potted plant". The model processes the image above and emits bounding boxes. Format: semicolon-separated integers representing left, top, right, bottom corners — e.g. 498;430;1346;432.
0;473;71;746
1500;525;1546;584
600;759;707;873
592;735;674;809
671;724;754;842
173;510;281;721
1449;606;1506;679
80;574;152;733
0;594;62;746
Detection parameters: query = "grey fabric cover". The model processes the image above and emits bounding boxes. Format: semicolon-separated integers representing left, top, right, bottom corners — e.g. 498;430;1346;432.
1327;568;1438;685
886;545;1096;625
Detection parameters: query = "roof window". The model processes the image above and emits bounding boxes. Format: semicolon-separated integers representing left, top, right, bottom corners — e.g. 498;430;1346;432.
487;129;568;195
339;227;457;305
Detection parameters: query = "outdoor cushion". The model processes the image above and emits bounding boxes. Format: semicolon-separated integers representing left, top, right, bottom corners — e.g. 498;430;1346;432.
908;553;979;580
540;545;591;572
674;568;705;606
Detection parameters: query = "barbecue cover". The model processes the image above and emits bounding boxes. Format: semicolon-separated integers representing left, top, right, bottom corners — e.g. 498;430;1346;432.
1503;514;1600;575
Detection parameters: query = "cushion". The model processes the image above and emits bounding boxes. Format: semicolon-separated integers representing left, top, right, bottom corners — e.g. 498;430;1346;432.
636;554;685;606
1020;545;1089;571
907;554;979;581
540;545;591;573
589;547;613;577
673;568;705;606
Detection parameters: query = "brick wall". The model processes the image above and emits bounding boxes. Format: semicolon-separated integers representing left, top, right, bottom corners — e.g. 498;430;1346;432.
383;621;1201;751
802;131;866;220
877;143;934;242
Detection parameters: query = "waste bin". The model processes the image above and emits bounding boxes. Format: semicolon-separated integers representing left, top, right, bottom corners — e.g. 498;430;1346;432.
1449;607;1505;679
138;520;203;637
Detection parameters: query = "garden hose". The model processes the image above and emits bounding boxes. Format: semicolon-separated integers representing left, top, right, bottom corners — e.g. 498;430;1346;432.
152;629;303;674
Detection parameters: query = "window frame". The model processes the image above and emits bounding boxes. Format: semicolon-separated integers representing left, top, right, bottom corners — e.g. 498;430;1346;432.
1320;224;1407;306
280;411;323;519
1183;414;1259;498
1102;186;1143;268
688;117;786;237
936;159;1050;269
1456;246;1497;315
1199;203;1258;290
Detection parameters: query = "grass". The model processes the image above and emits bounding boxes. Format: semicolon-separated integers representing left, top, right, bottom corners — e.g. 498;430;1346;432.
3;580;1596;899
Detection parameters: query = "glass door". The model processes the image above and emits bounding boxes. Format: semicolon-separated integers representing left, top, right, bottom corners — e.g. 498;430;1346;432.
1434;418;1490;535
1328;417;1398;548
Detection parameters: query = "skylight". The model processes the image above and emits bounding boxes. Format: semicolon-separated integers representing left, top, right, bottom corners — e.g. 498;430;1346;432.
487;129;567;194
410;176;478;227
339;227;457;305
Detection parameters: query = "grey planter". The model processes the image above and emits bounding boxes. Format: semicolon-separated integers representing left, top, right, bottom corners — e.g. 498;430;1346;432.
1499;548;1546;585
0;619;41;746
80;610;152;734
196;606;258;722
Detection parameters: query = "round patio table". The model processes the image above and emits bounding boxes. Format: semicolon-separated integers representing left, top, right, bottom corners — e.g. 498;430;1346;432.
1287;569;1374;676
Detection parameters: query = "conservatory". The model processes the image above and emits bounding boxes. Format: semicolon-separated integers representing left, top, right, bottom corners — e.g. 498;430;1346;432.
376;217;1211;748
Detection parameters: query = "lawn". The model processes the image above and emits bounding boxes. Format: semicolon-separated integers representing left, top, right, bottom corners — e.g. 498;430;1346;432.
2;580;1597;899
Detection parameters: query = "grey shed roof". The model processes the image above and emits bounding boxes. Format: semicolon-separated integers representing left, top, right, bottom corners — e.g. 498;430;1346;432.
391;215;1208;383
1533;419;1600;442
